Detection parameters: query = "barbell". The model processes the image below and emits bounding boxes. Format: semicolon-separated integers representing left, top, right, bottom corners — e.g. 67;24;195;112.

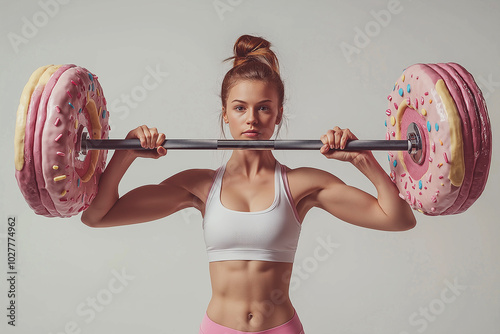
14;63;491;218
79;134;420;152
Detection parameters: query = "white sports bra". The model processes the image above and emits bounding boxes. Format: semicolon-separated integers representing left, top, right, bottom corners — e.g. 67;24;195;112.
203;161;301;263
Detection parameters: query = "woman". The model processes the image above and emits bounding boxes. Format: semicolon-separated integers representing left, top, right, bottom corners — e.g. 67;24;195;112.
81;35;416;334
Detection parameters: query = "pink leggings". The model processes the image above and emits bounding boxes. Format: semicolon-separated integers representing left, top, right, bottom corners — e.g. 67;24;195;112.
199;309;304;334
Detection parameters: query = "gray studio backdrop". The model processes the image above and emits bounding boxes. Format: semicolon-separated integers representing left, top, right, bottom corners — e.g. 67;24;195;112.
1;0;499;333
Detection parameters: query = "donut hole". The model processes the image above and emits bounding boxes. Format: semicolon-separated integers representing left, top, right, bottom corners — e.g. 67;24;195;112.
75;125;87;163
74;98;101;183
74;124;92;181
399;107;430;181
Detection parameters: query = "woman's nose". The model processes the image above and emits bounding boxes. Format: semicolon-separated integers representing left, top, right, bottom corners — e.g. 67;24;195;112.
246;109;258;124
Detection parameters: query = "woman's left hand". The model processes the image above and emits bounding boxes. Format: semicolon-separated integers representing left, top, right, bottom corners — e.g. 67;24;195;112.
320;127;367;163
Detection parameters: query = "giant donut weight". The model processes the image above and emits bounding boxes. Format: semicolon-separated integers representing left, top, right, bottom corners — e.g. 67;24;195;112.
14;64;109;218
386;63;492;215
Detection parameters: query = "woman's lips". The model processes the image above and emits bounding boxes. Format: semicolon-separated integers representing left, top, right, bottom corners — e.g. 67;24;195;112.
243;130;259;137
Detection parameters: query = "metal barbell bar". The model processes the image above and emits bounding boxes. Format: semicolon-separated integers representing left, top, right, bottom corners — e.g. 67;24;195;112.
80;122;422;156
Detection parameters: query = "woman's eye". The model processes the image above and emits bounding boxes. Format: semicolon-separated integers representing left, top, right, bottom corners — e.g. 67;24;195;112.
259;106;269;111
235;106;245;111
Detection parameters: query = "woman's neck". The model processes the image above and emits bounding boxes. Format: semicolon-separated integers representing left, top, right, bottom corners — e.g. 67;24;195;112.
226;150;276;178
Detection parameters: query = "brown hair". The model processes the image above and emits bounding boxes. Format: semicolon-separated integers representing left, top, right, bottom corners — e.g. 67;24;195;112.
220;35;285;137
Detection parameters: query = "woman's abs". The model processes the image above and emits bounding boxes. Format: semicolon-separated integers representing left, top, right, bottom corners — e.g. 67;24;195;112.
207;260;295;331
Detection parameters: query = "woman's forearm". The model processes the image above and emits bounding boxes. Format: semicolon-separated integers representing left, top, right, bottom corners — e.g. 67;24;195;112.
81;150;136;226
352;153;416;229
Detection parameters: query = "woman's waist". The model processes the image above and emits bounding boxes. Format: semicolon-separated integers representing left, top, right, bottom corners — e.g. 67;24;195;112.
210;283;291;305
206;295;295;332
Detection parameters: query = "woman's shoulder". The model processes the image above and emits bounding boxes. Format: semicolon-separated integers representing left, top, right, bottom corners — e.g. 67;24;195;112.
162;168;217;187
282;164;340;180
160;168;219;207
277;164;345;212
281;164;344;191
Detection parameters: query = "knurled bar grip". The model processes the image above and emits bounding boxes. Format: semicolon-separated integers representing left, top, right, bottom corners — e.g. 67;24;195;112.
82;138;415;152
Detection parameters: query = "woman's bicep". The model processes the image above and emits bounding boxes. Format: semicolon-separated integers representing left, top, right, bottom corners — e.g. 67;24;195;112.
312;174;396;231
97;182;196;227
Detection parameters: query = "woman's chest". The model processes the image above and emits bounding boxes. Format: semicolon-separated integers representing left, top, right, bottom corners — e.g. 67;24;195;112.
220;177;276;212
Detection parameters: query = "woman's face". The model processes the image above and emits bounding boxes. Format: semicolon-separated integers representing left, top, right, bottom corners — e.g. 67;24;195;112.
223;80;283;140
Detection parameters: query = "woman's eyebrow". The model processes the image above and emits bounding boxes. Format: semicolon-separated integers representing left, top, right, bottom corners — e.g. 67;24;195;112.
231;99;273;103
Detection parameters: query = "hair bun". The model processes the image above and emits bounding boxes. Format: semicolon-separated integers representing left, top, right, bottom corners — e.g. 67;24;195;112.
228;35;280;74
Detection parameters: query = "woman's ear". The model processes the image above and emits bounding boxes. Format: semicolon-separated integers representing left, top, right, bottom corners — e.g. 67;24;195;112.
222;107;229;124
276;106;284;124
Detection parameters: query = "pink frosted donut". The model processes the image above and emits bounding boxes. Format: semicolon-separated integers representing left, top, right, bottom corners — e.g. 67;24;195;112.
15;64;110;217
386;64;464;215
385;63;491;215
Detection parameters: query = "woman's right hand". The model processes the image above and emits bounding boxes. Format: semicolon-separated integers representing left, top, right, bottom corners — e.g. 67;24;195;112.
125;125;167;159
